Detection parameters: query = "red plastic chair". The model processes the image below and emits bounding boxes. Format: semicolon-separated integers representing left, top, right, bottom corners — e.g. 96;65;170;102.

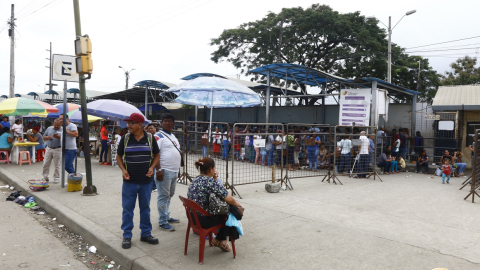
179;196;236;264
36;149;46;162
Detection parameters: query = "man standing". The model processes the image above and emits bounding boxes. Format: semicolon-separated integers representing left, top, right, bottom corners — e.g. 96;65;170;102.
116;113;160;249
42;119;62;183
156;114;182;231
357;131;370;178
1;117;10;129
399;128;408;160
59;114;78;175
376;126;385;146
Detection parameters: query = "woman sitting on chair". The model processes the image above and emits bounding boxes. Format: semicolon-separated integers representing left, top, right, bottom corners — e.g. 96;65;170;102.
187;157;242;252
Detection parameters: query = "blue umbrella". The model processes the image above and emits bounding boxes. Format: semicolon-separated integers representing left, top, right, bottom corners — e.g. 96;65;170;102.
167;77;262;140
86;99;148;124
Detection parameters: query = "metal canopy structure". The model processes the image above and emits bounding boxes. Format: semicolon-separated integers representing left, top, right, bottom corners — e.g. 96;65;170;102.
93;80;176;111
181;73;227;80
248;63;420;125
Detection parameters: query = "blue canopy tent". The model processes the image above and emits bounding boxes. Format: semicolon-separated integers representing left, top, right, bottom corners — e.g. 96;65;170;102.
27;92;39;100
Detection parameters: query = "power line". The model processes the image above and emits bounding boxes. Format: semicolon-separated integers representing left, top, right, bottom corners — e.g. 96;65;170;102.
406;47;480;53
97;0;216;47
18;0;64;25
406;35;480;50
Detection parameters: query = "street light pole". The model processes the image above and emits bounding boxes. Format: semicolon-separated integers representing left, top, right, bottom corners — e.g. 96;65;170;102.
370;10;416;83
119;66;135;89
388;16;392;83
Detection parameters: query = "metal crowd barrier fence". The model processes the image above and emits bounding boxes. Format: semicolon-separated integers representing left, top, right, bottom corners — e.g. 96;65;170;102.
284;124;334;185
183;121;232;191
332;126;381;182
231;123;285;198
169;121;188;185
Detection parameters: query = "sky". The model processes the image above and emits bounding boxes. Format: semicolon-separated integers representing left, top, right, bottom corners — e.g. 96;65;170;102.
0;0;479;96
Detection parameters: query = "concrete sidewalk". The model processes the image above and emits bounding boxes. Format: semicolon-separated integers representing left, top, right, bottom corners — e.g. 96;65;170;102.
1;160;479;270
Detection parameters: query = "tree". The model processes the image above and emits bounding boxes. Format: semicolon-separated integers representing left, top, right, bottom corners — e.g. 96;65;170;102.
210;4;440;104
441;56;480;85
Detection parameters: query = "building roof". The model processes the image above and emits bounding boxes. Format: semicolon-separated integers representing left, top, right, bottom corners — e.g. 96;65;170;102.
432;85;480;111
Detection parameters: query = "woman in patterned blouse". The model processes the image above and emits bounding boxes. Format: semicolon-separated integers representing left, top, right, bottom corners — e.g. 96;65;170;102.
187;157;242;252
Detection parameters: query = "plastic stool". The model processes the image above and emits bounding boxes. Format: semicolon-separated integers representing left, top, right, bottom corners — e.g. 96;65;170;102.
36;149;46;162
18;151;31;166
0;151;10;164
67;173;83;192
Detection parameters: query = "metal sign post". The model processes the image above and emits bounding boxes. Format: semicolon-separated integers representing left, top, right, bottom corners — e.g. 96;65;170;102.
61;80;67;188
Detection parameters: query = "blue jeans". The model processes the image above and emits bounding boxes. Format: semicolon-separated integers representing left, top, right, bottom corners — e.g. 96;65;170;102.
276;149;283;166
222;140;228;159
377;161;391;173
416;162;428;173
100;139;108;163
155;169;178;225
307;149;317;170
400;147;407;160
121;181;152;238
267;148;274;166
202;146;207;158
64;149;77;174
261;148;267;165
338;153;351;173
442;173;450;183
28;142;45;158
357;154;370;177
249;145;255;163
390;161;398;172
369;152;373;166
456;163;467;174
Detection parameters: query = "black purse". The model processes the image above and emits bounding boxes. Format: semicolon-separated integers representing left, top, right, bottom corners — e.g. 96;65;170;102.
208;193;230;215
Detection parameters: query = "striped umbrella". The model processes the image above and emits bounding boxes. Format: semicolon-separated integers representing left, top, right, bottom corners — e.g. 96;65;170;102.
0;97;59;116
67;108;103;123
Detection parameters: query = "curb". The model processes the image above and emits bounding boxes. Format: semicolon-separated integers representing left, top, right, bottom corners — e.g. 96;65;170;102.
0;167;170;270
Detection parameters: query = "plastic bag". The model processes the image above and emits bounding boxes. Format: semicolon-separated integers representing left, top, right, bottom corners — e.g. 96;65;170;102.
226;213;244;236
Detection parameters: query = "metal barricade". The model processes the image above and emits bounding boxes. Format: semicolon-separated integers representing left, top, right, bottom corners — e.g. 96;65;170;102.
168;121;188;184
231;123;285;198
284;124;333;186
333;126;382;182
183;121;231;188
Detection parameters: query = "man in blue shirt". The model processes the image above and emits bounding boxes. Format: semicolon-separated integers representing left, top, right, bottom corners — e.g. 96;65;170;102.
368;135;375;167
1;117;10;129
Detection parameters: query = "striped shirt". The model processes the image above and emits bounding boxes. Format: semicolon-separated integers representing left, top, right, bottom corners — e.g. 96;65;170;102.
117;131;159;184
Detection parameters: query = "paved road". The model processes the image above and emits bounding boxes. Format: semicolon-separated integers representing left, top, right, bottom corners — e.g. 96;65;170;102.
0;182;89;270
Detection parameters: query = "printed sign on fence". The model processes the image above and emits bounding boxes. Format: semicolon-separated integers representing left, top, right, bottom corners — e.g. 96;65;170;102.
253;139;265;147
338;89;371;126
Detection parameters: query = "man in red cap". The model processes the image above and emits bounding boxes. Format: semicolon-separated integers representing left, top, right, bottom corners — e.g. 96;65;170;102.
26;126;45;159
116;113;160;249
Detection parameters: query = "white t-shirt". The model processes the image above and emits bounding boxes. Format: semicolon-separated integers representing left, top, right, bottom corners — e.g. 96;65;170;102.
266;135;274;151
275;135;283;150
223;132;229;141
157;131;181;173
212;132;222;144
340;139;352;154
394;139;401;152
12;123;22;137
359;136;369;155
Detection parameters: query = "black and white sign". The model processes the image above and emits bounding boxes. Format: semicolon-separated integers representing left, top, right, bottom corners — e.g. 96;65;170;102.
52;54;79;82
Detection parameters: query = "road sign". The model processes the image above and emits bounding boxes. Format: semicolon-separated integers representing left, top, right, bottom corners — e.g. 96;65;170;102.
52;54;79;82
425;115;440;121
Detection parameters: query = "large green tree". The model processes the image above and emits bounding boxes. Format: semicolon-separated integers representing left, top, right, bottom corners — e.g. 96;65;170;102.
210;4;440;104
441;56;480;85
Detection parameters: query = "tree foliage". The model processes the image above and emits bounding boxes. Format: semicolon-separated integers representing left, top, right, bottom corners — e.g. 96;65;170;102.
441;56;480;85
210;4;440;104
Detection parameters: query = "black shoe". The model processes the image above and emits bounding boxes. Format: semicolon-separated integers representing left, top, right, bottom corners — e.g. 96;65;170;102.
140;235;159;245
122;238;131;249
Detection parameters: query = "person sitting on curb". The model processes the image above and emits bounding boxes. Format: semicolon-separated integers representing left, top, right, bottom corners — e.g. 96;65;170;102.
116;113;160;249
416;150;429;174
453;149;467;176
376;150;393;175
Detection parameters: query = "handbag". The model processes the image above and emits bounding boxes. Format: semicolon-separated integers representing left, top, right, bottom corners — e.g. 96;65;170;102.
305;138;315;146
208;193;230;215
28;179;49;191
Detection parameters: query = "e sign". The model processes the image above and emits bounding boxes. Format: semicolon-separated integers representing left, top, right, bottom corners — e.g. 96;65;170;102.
52;54;79;82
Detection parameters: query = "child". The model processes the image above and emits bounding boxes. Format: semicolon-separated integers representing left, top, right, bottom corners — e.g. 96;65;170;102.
442;159;451;184
318;143;328;168
390;156;399;173
398;156;406;172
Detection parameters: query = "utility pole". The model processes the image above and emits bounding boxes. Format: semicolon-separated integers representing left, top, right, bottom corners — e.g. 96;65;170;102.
8;4;15;98
45;42;57;91
73;0;96;195
387;16;391;83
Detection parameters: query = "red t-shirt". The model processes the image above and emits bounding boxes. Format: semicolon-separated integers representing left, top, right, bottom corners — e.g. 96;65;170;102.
442;165;451;175
101;126;108;140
